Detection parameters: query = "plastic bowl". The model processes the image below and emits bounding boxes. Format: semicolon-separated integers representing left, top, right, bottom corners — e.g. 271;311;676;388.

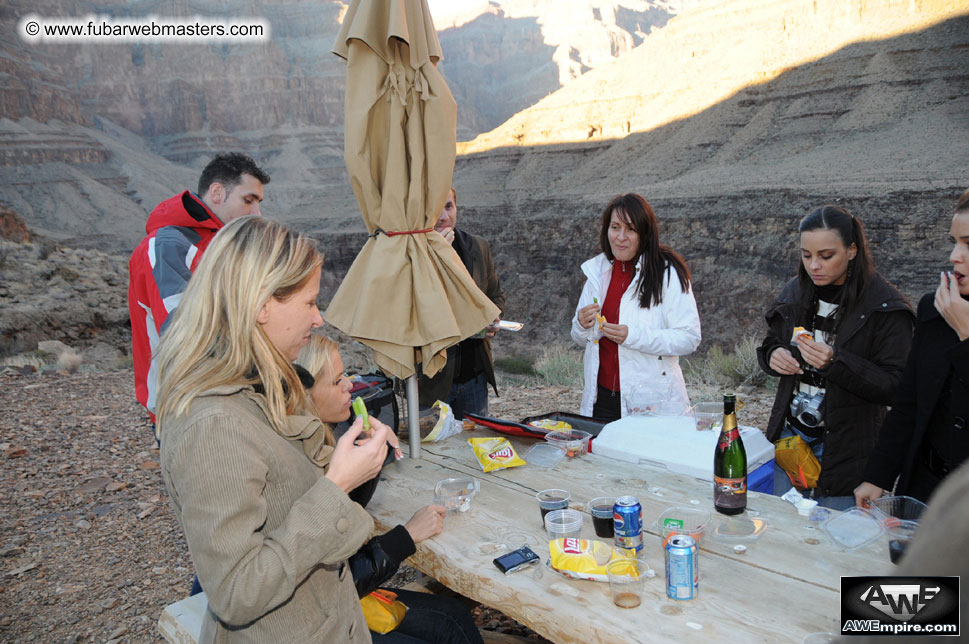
692;401;722;431
654;506;712;544
545;508;583;539
434;477;480;513
870;495;926;524
544;429;592;459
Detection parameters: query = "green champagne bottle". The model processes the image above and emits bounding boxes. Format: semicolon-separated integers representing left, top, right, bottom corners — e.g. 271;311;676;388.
713;393;747;515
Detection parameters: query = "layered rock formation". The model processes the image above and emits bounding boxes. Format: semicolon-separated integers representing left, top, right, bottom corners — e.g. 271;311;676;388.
435;0;679;138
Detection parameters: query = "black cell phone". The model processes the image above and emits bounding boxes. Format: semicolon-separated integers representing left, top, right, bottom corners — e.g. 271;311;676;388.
492;546;540;575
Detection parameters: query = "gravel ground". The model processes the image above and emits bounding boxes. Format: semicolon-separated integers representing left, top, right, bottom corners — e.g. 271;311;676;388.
0;366;773;643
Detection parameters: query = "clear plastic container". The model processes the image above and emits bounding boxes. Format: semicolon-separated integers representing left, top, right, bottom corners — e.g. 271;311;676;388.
544;508;583;539
653;506;712;544
434;477;479;513
544;429;592;459
692;401;722;431
821;508;884;551
870;495;927;524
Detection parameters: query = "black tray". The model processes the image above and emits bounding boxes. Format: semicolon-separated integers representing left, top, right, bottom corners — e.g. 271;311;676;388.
519;411;607;437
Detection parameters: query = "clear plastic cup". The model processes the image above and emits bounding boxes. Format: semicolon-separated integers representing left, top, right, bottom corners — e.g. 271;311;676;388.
606;555;652;608
587;496;616;538
544;508;583;540
544;430;592;459
536;489;570;526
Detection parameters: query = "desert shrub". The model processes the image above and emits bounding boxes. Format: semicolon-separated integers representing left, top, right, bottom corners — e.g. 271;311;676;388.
494;355;535;375
114;353;135;370
57;350;83;372
534;345;583;387
684;335;769;393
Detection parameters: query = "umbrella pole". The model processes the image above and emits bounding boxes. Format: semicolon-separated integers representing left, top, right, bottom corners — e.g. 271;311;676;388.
405;374;421;459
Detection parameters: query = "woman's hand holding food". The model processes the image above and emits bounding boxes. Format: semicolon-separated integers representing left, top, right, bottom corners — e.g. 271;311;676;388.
935;271;969;341
768;347;803;375
600;322;628;344
325;417;391;493
796;336;836;370
577;303;601;329
404;505;447;543
352;416;403;460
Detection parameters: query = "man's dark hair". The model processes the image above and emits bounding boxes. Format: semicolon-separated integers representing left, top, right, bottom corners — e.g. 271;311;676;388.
197;153;270;196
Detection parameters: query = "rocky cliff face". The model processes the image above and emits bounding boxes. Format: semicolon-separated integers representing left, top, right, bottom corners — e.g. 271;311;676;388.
436;0;677;138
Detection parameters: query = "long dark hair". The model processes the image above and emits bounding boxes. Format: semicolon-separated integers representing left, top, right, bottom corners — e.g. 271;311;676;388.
599;193;690;308
796;205;873;330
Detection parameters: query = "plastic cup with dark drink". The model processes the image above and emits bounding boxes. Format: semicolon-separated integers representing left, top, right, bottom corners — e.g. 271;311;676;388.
588;496;617;538
886;519;919;564
536;489;570;525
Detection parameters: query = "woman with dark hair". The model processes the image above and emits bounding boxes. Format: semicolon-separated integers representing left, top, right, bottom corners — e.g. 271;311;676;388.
571;193;701;422
856;189;969;506
758;205;915;509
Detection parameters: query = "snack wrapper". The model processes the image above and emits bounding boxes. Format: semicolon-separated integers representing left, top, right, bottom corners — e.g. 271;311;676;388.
527;419;572;431
548;538;629;582
791;326;813;343
468;437;526;473
422;401;461;443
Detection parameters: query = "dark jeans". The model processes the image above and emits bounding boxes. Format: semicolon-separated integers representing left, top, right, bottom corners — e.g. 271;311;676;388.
370;588;484;644
592;384;622;423
446;372;489;420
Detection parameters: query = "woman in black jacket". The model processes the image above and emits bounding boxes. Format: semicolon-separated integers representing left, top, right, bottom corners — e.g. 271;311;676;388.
757;206;915;509
297;335;484;644
856;190;969;506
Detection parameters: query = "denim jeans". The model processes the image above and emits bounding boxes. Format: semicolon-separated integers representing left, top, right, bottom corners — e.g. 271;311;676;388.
445;372;489;420
370;588;484;644
773;425;855;511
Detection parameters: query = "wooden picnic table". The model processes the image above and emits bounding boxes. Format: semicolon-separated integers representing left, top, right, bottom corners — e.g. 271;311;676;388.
365;426;892;644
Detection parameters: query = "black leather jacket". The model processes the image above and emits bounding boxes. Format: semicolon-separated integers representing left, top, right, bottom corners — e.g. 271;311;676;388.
349;524;416;598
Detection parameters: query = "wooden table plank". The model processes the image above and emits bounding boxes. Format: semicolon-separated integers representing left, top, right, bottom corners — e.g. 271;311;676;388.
367;428;890;643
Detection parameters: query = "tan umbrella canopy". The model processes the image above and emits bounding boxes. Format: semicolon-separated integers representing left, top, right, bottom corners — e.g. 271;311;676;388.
328;0;500;432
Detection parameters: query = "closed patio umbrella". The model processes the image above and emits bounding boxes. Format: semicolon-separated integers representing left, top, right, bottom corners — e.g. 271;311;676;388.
328;0;501;457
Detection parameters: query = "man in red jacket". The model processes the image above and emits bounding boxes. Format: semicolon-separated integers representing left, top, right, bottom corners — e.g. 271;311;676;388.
128;153;270;421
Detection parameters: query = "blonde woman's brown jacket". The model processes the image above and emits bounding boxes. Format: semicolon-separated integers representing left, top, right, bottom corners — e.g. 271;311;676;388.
160;384;374;644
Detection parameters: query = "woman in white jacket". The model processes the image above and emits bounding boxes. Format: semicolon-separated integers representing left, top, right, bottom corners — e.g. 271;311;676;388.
572;193;701;421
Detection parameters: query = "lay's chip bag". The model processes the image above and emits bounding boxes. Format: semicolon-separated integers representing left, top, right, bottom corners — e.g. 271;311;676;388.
548;538;628;582
468;437;526;473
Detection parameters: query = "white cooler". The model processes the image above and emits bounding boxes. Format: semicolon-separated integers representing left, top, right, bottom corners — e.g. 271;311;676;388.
590;415;775;493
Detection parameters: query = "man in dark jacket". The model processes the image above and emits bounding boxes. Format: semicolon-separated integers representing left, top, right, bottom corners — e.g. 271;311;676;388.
128;153;270;419
418;187;505;419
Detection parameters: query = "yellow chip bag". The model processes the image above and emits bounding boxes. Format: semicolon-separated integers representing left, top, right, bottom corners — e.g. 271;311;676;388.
548;538;628;582
527;419;572;431
468;437;526;473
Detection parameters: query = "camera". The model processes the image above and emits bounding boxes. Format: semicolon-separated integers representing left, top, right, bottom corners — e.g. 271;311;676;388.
790;391;824;428
492;546;540;575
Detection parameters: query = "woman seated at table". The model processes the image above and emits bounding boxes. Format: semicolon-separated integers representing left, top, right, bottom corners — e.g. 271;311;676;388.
297;334;485;644
155;217;476;643
757;205;914;510
855;189;969;506
571;193;701;422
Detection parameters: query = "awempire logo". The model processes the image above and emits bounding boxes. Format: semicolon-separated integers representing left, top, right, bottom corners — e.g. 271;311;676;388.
842;576;959;636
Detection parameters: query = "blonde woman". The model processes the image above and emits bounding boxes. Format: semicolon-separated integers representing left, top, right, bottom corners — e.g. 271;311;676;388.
296;336;484;644
156;217;396;643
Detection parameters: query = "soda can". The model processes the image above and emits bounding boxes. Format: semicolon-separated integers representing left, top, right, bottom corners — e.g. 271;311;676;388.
612;496;643;554
665;535;699;600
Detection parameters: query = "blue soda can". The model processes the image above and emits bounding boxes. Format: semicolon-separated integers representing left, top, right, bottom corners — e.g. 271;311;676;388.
665;535;699;600
612;496;643;554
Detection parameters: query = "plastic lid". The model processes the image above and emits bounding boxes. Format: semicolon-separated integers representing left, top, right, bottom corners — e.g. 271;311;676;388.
525;443;566;468
712;516;768;542
821;508;884;551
